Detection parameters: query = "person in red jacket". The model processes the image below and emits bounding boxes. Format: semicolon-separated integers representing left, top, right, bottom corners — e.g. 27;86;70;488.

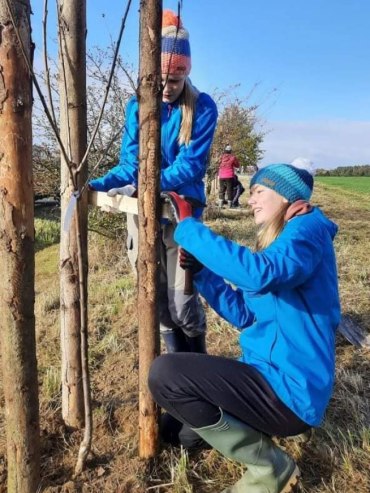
218;145;240;207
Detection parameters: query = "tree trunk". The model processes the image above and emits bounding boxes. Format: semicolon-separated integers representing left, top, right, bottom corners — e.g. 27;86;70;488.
0;1;40;491
137;0;162;458
59;0;88;429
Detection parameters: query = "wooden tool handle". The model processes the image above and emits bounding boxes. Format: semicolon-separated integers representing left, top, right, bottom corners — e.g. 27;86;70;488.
184;269;194;295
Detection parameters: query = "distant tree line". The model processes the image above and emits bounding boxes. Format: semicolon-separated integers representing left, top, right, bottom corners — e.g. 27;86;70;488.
316;165;370;176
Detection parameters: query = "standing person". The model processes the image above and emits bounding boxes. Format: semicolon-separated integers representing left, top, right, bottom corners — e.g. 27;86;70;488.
150;163;341;492
89;10;218;353
218;145;240;208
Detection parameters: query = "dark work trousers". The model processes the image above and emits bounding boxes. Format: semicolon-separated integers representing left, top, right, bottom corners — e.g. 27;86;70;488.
232;181;245;206
149;353;310;438
219;178;234;202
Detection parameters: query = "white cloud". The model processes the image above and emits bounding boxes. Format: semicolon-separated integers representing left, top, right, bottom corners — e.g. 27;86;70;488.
260;120;370;169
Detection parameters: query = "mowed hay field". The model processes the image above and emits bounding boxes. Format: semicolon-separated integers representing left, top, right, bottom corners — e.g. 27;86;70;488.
0;176;369;492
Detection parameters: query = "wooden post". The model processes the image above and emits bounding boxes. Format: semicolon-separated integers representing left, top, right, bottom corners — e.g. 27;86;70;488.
58;0;88;429
0;1;40;491
137;0;162;458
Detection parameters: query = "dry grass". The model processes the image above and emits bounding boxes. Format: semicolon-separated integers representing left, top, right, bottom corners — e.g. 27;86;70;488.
0;179;369;492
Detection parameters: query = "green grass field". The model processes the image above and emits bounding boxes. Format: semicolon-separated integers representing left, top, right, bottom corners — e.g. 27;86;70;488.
315;176;370;196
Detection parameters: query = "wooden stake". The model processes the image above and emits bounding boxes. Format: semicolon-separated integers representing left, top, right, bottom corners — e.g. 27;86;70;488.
58;0;89;432
88;191;170;218
137;0;162;458
0;1;40;490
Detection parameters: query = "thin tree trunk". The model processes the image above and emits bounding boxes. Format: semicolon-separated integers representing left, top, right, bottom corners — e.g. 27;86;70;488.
0;1;40;491
137;0;162;458
59;0;88;429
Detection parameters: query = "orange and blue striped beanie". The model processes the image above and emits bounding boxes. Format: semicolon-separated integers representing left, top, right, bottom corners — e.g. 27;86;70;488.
161;10;191;76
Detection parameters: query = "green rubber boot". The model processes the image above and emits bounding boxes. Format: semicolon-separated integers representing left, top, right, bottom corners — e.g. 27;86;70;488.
192;410;300;493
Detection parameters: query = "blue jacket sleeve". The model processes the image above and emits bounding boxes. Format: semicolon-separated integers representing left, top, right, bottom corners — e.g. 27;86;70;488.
175;217;324;294
89;98;139;191
194;267;255;329
160;94;218;190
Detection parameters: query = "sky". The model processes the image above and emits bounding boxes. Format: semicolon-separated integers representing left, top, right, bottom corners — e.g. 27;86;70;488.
31;0;370;169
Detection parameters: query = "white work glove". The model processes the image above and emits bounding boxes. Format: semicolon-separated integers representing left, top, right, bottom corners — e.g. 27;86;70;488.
107;184;137;197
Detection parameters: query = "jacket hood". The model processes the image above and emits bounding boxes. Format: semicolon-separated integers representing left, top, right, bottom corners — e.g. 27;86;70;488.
312;207;338;240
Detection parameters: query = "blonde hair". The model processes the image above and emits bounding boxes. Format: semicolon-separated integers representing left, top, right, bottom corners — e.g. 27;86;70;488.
178;78;199;146
255;203;290;251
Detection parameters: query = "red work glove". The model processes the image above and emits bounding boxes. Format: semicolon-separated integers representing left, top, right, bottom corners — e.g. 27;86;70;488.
179;249;203;274
161;191;192;223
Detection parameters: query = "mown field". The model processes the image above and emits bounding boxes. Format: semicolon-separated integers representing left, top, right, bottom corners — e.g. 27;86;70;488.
315;176;370;198
0;178;369;492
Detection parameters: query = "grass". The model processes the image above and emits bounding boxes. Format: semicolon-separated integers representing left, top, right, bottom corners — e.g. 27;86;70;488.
0;181;369;492
35;206;61;251
315;176;370;198
42;366;61;403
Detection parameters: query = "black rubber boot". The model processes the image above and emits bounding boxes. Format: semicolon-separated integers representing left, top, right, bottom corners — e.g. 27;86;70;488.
160;412;210;450
160;412;183;446
185;333;207;353
161;329;189;353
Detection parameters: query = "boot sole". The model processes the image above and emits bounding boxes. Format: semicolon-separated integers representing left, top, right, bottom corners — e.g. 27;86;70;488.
280;465;300;493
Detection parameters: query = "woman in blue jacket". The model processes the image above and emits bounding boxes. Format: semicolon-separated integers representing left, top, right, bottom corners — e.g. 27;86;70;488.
149;163;341;493
90;10;218;354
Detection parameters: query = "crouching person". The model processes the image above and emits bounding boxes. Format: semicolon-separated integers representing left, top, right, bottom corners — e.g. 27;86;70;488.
149;163;341;493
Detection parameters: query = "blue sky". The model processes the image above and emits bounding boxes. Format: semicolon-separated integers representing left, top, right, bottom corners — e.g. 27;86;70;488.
31;0;370;168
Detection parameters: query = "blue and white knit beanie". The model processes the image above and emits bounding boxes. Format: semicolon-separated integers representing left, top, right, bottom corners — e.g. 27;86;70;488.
250;163;314;202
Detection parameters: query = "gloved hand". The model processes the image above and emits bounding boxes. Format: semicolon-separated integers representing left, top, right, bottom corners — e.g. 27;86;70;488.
107;185;137;197
179;248;203;274
161;191;192;224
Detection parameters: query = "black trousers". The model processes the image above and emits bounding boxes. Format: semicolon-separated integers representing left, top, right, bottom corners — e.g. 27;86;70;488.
219;178;234;202
232;182;245;206
149;353;310;437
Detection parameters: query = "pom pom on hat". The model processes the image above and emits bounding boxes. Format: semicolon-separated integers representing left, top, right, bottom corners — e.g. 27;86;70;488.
250;163;314;203
291;157;316;176
162;10;182;29
161;9;191;76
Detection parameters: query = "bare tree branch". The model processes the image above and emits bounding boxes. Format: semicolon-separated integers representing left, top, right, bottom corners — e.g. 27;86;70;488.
57;1;73;167
77;0;133;173
43;0;57;127
4;0;70;167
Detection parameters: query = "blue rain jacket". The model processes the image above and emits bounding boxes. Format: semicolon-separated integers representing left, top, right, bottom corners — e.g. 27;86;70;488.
174;208;341;426
89;93;218;215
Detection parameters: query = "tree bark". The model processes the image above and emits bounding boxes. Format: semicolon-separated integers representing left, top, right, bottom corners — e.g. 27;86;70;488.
0;1;40;491
137;0;162;458
59;0;88;429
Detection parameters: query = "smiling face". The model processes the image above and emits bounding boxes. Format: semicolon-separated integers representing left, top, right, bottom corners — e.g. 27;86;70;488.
248;184;288;225
162;74;186;103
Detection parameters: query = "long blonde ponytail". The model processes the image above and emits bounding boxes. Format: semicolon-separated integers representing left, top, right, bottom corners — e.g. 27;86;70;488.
178;78;199;146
